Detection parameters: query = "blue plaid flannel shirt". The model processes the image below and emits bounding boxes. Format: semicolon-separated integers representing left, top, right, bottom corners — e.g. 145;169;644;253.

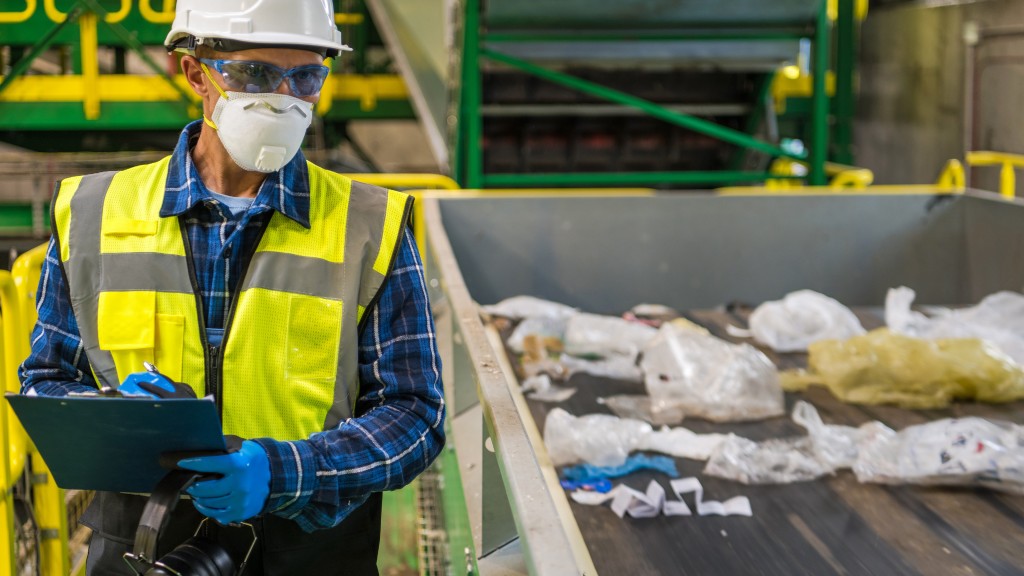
20;121;446;531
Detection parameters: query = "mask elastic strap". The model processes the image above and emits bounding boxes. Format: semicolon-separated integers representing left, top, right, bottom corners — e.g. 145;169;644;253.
200;62;228;130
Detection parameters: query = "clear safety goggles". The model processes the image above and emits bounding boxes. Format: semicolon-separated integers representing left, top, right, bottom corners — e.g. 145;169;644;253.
199;58;330;98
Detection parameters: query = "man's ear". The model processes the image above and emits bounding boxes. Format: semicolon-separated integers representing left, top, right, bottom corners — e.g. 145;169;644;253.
181;55;210;99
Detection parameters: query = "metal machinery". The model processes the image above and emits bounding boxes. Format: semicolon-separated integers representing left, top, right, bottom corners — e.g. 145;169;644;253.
420;184;1024;575
369;0;866;188
0;0;414;152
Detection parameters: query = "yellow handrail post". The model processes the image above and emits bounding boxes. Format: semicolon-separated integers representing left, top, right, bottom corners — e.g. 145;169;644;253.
1002;161;1016;200
32;450;69;575
79;9;101;120
965;151;1024;199
0;316;14;576
936;159;966;190
10;247;69;575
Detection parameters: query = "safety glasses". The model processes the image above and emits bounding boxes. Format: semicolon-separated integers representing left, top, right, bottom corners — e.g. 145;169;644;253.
199;58;330;97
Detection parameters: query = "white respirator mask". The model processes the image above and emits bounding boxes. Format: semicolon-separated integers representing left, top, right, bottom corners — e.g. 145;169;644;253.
202;66;314;173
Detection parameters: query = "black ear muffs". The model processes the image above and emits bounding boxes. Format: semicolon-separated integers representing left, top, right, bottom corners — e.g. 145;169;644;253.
122;470;239;576
144;535;235;576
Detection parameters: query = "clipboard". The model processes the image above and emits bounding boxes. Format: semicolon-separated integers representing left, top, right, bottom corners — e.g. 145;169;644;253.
6;394;226;493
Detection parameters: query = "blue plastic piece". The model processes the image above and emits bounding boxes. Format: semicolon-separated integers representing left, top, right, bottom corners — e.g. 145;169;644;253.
560;479;614;493
562;454;680;484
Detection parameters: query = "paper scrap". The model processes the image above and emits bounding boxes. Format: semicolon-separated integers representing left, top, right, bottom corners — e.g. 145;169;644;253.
570;477;751;518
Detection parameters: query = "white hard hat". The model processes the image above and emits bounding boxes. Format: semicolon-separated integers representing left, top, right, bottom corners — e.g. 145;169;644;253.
165;0;351;57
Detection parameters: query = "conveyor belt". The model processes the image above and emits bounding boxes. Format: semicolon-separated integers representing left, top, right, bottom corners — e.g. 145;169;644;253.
511;308;1024;576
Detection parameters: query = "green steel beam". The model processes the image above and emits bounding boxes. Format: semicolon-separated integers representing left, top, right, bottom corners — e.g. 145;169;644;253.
729;72;776;171
0;102;194;130
482;171;798;188
0;100;414;131
461;0;483;188
834;0;856;165
485;31;808;42
481;48;806;162
0;6;85;97
809;0;830;185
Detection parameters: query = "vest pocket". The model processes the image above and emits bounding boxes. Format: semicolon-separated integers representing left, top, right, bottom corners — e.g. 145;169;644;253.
97;291;185;382
286;295;342;382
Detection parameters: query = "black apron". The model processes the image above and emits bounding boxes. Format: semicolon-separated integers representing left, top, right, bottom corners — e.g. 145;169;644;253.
81;491;382;575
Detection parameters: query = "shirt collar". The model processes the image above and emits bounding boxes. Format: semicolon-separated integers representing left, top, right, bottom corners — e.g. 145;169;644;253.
161;120;311;229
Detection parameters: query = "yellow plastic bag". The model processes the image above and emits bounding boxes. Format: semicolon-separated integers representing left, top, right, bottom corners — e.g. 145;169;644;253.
781;329;1024;408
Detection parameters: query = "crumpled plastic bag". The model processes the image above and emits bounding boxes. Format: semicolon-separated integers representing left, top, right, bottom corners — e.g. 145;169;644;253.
507;316;567;354
638;426;729;461
560;354;643;383
598;395;686;426
703;401;886;484
853;417;1024;493
785;329;1024;408
730;289;865;352
480;295;577;321
703;435;829;484
544;408;653;467
886;287;1024;366
543;408;730;466
521;374;576;403
564;313;658;361
641;322;784;422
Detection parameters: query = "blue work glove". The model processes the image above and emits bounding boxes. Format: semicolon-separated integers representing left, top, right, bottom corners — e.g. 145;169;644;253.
178;440;271;525
118;367;197;399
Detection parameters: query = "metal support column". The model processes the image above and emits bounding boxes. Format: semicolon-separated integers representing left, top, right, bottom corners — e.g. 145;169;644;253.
79;10;101;120
460;0;483;188
834;0;857;165
810;0;831;185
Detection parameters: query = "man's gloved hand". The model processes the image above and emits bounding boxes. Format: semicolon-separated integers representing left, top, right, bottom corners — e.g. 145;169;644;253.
178;440;271;525
118;371;197;399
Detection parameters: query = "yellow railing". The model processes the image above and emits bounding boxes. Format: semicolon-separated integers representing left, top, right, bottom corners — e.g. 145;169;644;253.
2;244;70;576
719;158;967;196
762;158;876;190
965;151;1024;200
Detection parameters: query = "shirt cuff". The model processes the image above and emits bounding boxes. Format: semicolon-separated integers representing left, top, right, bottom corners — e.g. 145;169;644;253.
253;437;317;518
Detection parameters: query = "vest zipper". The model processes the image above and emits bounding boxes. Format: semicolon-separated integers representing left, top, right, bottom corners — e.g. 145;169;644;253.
179;215;271;421
178;218;219;413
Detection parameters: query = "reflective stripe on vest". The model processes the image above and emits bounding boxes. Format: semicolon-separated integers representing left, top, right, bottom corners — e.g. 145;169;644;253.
53;158;412;440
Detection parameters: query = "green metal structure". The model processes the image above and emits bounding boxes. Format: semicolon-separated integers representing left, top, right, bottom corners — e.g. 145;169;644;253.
357;0;866;189
0;0;415;151
438;0;861;188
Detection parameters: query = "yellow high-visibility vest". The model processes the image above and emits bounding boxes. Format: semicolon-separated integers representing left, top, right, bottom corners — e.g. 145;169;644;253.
52;158;412;440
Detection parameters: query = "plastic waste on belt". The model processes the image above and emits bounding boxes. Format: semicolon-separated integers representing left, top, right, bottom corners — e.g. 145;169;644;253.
728;289;865;352
703;401;882;484
886;287;1024;366
521;374;576;403
479;295;578;321
703;401;1024;493
854;417;1024;493
785;328;1024;408
543;408;729;467
641;322;784;422
562;454;680;484
564;312;658;362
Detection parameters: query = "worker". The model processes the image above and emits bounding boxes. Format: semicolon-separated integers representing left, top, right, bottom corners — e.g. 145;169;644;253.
18;0;445;573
